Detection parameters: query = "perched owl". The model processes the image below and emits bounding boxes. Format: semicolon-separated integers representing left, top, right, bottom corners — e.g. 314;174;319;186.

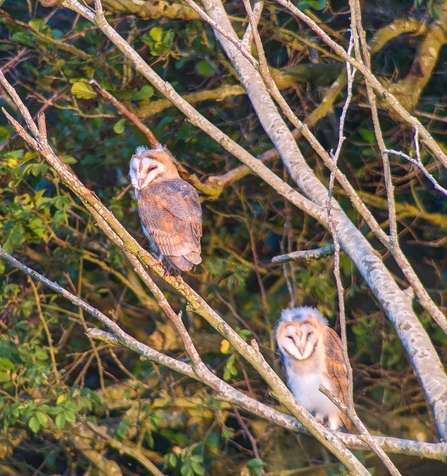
276;307;351;431
129;145;202;274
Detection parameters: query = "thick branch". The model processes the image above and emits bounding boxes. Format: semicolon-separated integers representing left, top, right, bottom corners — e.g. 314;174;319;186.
198;0;447;439
1;247;446;462
275;0;447;169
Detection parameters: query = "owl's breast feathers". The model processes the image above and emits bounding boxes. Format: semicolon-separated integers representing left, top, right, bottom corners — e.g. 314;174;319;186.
137;178;202;272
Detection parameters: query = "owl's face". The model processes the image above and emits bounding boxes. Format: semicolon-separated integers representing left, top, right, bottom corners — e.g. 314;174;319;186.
129;155;166;190
129;145;179;191
129;145;168;191
278;321;319;360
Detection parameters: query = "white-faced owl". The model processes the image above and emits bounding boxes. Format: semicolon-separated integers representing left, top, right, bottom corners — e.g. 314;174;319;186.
129;145;202;274
276;306;351;431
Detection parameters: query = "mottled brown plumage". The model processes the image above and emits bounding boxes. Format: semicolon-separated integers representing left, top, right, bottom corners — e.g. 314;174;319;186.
276;307;351;431
129;146;202;274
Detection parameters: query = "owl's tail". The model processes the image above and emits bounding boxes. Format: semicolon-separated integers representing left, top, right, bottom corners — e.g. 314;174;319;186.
169;251;201;272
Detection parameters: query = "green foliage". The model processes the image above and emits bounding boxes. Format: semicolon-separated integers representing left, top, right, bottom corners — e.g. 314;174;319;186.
245;458;267;476
297;0;327;11
71;81;97;100
141;26;175;56
164;446;206;476
196;60;216;77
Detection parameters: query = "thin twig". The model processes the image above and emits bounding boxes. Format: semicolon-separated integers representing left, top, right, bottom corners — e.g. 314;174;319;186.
241;1;264;50
232;405;264;467
275;0;447;169
384;144;447;197
347;0;447;337
180;0;259;68
89;80;159;148
326;31;356;417
83;420;167;476
319;385;402;476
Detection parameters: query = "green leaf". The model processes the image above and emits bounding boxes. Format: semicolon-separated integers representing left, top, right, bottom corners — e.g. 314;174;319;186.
29;19;45;31
429;0;443;20
132;85;154;101
113;118;126;134
191;462;205;475
71;81;97;100
20;300;35;317
246;458;266;468
149;27;163;42
64;410;76;424
358;127;375;144
297;0;326;9
0;126;11;142
308;0;326;9
11;31;35;48
168;452;177;467
196;60;215;77
9;224;25;246
60;154;78;164
35;347;48;361
92;393;102;405
180;463;194;476
29;415;40;433
246;458;266;476
0;357;15;372
36;411;48;427
55;412;66;429
145;431;155;448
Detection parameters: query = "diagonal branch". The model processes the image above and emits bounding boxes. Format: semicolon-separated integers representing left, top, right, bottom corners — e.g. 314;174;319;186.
191;0;447;439
2;245;445;462
275;0;447;169
0;64;366;472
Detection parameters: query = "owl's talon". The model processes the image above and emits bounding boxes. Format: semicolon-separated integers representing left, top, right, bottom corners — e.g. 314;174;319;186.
148;259;163;269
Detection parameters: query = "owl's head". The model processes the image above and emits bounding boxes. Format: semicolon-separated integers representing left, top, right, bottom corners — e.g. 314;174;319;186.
129;145;179;190
276;307;327;361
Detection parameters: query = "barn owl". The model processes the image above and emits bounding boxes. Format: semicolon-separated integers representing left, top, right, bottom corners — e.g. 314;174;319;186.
276;307;351;431
129;145;202;274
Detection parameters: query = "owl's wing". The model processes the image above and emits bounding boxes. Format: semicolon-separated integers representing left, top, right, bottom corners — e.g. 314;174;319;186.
137;180;202;271
324;328;352;431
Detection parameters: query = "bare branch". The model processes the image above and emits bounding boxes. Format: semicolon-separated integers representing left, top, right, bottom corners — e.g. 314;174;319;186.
181;0;259;68
326;30;356;417
89;80;160;148
272;244;335;263
1;246;446;461
275;0;447;169
0;59;366;470
384;146;447;197
320;385;402;476
202;0;447;440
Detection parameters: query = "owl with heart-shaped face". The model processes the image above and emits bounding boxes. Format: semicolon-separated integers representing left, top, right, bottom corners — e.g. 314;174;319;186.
276;306;351;431
129;145;202;274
